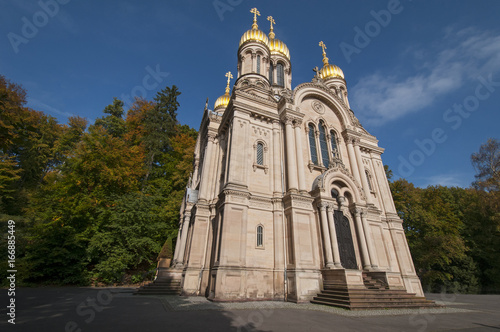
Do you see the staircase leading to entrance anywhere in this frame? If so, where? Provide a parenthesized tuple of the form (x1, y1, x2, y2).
(311, 272, 439, 310)
(134, 276, 181, 295)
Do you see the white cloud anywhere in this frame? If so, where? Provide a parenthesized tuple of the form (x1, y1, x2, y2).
(350, 27, 500, 126)
(416, 173, 471, 188)
(27, 98, 76, 119)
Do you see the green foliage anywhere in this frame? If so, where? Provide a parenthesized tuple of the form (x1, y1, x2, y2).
(159, 236, 174, 259)
(389, 141, 500, 294)
(0, 78, 196, 286)
(87, 193, 170, 283)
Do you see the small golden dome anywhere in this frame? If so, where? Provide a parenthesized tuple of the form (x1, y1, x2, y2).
(320, 64, 344, 80)
(269, 38, 290, 60)
(318, 41, 344, 80)
(214, 93, 230, 110)
(214, 71, 233, 110)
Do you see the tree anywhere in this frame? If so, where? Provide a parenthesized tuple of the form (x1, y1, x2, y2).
(143, 85, 181, 182)
(94, 98, 126, 138)
(471, 138, 499, 191)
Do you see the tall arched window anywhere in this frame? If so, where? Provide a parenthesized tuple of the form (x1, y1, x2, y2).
(256, 55, 261, 74)
(256, 142, 264, 165)
(269, 63, 274, 85)
(257, 225, 263, 247)
(319, 122, 329, 167)
(330, 130, 339, 159)
(277, 63, 284, 87)
(308, 124, 318, 165)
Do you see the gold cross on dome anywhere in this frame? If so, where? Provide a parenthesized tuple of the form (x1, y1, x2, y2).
(319, 41, 327, 55)
(225, 71, 233, 94)
(319, 41, 329, 65)
(225, 71, 233, 84)
(250, 8, 260, 29)
(267, 16, 275, 28)
(267, 16, 276, 39)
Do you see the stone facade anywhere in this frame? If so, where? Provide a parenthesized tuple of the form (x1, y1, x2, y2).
(169, 9, 424, 303)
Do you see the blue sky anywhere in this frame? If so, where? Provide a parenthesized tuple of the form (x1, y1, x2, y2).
(2, 0, 499, 188)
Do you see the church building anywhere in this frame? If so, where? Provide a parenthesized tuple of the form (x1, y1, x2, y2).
(168, 8, 427, 305)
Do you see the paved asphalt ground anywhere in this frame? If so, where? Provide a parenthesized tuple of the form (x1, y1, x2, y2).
(1, 287, 499, 331)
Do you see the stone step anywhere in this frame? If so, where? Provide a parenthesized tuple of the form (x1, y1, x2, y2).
(313, 295, 436, 305)
(311, 299, 438, 310)
(313, 274, 438, 310)
(134, 277, 182, 295)
(317, 292, 423, 300)
(321, 288, 412, 295)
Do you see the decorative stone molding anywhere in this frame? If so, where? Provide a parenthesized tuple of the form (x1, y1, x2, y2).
(312, 166, 366, 201)
(308, 161, 327, 173)
(207, 132, 217, 142)
(312, 101, 325, 114)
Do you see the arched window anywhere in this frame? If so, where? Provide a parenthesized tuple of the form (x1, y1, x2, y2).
(319, 122, 329, 167)
(365, 170, 374, 192)
(256, 142, 264, 165)
(269, 62, 274, 85)
(256, 55, 261, 74)
(277, 63, 284, 87)
(330, 130, 339, 159)
(308, 124, 318, 165)
(331, 189, 339, 199)
(257, 225, 263, 247)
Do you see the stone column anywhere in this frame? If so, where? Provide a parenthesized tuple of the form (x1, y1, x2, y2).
(198, 133, 215, 200)
(353, 208, 371, 269)
(293, 121, 307, 192)
(361, 210, 378, 269)
(354, 141, 373, 204)
(326, 132, 333, 165)
(314, 129, 322, 166)
(173, 216, 183, 264)
(251, 53, 256, 73)
(326, 204, 342, 268)
(319, 202, 334, 268)
(345, 136, 362, 185)
(272, 121, 282, 194)
(192, 158, 200, 185)
(284, 118, 298, 192)
(207, 137, 219, 201)
(177, 212, 191, 266)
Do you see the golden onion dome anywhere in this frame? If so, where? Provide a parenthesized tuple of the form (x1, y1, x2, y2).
(269, 38, 290, 60)
(214, 93, 230, 110)
(320, 63, 344, 80)
(266, 16, 290, 60)
(239, 8, 269, 48)
(318, 41, 345, 80)
(214, 71, 233, 110)
(239, 28, 269, 48)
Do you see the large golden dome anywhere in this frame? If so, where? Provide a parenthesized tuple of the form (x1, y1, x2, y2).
(239, 8, 269, 48)
(267, 15, 290, 60)
(214, 71, 233, 110)
(239, 28, 269, 48)
(318, 41, 344, 80)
